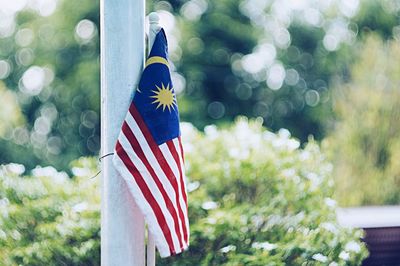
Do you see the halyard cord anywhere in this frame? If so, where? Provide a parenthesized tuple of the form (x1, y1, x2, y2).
(88, 152, 115, 179)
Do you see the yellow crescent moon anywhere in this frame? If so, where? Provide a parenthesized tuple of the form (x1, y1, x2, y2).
(145, 56, 169, 68)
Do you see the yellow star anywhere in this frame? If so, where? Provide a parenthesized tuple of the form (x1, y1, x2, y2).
(150, 83, 176, 112)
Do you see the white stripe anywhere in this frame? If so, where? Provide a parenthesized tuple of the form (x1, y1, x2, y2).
(124, 111, 189, 248)
(118, 132, 182, 253)
(173, 138, 188, 204)
(159, 142, 187, 244)
(173, 138, 190, 243)
(125, 113, 180, 212)
(159, 143, 180, 189)
(167, 140, 188, 220)
(125, 112, 188, 248)
(112, 153, 171, 257)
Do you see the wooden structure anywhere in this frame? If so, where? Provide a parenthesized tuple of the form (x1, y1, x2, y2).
(337, 206, 400, 265)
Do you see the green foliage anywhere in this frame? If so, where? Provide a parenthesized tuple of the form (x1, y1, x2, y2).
(354, 1, 400, 39)
(0, 81, 25, 137)
(2, 0, 400, 170)
(161, 119, 367, 265)
(0, 120, 367, 265)
(325, 36, 400, 206)
(0, 158, 100, 265)
(0, 0, 100, 170)
(163, 0, 399, 142)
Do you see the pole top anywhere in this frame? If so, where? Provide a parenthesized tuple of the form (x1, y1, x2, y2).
(148, 12, 160, 25)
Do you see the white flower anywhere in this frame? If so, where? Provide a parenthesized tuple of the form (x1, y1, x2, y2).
(220, 245, 236, 253)
(345, 240, 361, 253)
(72, 202, 88, 213)
(324, 197, 337, 208)
(278, 128, 291, 139)
(204, 125, 219, 139)
(10, 230, 21, 241)
(180, 122, 196, 136)
(5, 163, 25, 175)
(312, 253, 328, 263)
(187, 181, 200, 192)
(320, 222, 338, 234)
(306, 172, 322, 190)
(281, 168, 296, 178)
(201, 201, 218, 210)
(0, 198, 10, 218)
(252, 241, 277, 251)
(251, 215, 264, 228)
(228, 147, 240, 159)
(0, 229, 6, 239)
(299, 150, 311, 161)
(71, 167, 92, 177)
(287, 139, 300, 150)
(32, 166, 68, 183)
(339, 251, 350, 261)
(0, 198, 9, 207)
(206, 218, 216, 224)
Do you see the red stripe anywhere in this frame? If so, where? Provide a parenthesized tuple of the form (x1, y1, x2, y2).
(178, 136, 185, 164)
(129, 104, 172, 177)
(177, 137, 188, 204)
(166, 140, 188, 243)
(121, 121, 184, 248)
(129, 104, 188, 248)
(115, 141, 176, 255)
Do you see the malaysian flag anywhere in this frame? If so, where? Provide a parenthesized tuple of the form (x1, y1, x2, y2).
(113, 29, 189, 257)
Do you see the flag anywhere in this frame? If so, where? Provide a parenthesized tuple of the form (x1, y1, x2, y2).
(112, 29, 189, 257)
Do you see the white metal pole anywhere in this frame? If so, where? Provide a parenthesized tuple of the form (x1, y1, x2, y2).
(148, 12, 161, 50)
(100, 0, 146, 265)
(146, 12, 160, 266)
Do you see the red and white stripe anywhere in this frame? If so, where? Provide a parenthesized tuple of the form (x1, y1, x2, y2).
(113, 104, 189, 258)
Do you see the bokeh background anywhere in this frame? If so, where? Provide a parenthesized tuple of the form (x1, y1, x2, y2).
(1, 0, 400, 264)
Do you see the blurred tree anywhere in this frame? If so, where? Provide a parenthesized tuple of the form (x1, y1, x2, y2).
(1, 0, 400, 170)
(153, 0, 400, 141)
(325, 35, 400, 206)
(354, 0, 400, 39)
(0, 0, 100, 170)
(155, 0, 361, 141)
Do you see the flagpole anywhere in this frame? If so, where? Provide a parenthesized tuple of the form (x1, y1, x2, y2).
(146, 12, 160, 266)
(100, 0, 146, 265)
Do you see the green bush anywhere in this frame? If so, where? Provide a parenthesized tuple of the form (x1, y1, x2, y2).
(0, 119, 367, 265)
(325, 36, 400, 206)
(164, 118, 367, 265)
(0, 158, 100, 265)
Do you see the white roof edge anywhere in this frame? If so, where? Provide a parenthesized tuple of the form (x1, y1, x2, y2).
(337, 206, 400, 228)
